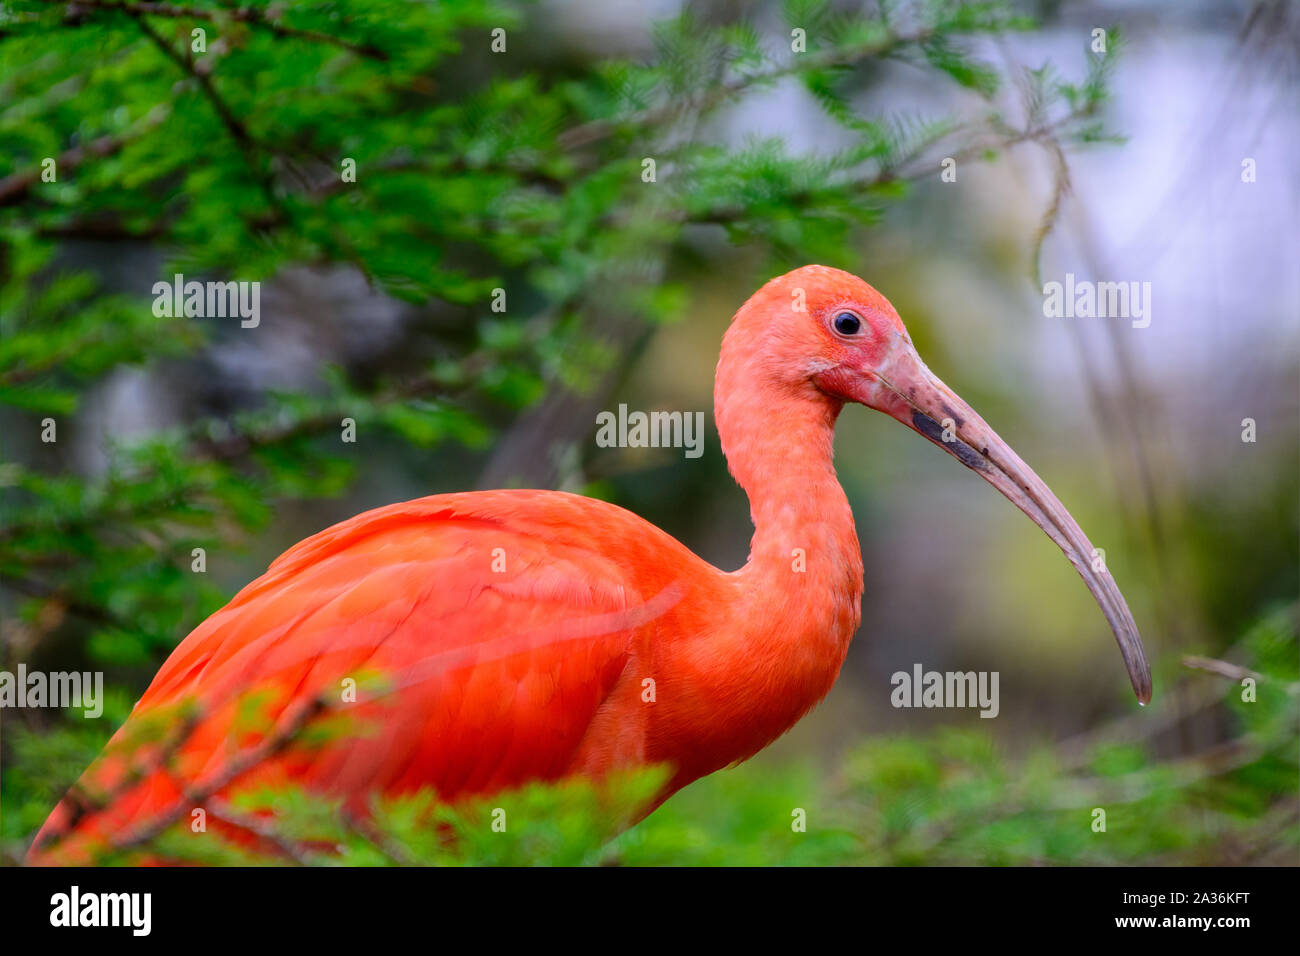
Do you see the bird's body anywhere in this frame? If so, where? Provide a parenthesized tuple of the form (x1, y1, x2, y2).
(29, 265, 1148, 864)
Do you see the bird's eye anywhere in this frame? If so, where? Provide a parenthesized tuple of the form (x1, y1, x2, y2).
(833, 311, 862, 336)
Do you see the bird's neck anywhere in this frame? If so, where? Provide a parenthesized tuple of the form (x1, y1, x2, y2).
(672, 362, 862, 777)
(714, 360, 864, 647)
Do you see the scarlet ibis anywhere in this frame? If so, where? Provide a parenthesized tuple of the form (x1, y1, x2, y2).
(29, 265, 1151, 864)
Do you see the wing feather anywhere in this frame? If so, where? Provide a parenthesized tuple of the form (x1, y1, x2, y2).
(31, 491, 673, 862)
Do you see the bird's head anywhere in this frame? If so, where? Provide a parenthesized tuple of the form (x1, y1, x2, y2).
(720, 264, 1152, 703)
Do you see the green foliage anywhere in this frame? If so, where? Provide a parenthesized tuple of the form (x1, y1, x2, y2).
(16, 607, 1293, 866)
(841, 610, 1298, 866)
(85, 766, 670, 866)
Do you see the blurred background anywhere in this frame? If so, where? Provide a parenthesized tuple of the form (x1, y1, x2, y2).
(1, 0, 1296, 864)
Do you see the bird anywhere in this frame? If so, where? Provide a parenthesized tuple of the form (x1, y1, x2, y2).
(28, 264, 1151, 864)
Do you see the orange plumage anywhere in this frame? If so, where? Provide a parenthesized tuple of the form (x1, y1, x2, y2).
(29, 266, 1149, 864)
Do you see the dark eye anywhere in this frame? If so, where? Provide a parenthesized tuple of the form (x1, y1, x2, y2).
(833, 311, 861, 336)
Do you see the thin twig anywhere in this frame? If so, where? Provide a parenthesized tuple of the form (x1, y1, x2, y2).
(28, 704, 203, 853)
(204, 796, 318, 865)
(558, 26, 941, 150)
(104, 692, 330, 856)
(0, 105, 170, 207)
(340, 809, 414, 866)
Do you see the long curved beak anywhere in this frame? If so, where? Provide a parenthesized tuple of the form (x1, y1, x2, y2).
(864, 341, 1152, 704)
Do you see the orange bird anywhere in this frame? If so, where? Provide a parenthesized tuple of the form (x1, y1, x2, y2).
(29, 265, 1151, 863)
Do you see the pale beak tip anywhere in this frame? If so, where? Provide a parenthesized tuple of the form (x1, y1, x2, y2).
(1132, 670, 1153, 706)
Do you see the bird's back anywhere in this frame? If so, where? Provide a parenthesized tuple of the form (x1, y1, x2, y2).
(29, 490, 706, 863)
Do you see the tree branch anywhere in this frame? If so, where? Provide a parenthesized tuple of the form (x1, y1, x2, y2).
(101, 691, 331, 858)
(558, 25, 940, 150)
(0, 105, 169, 208)
(33, 0, 389, 60)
